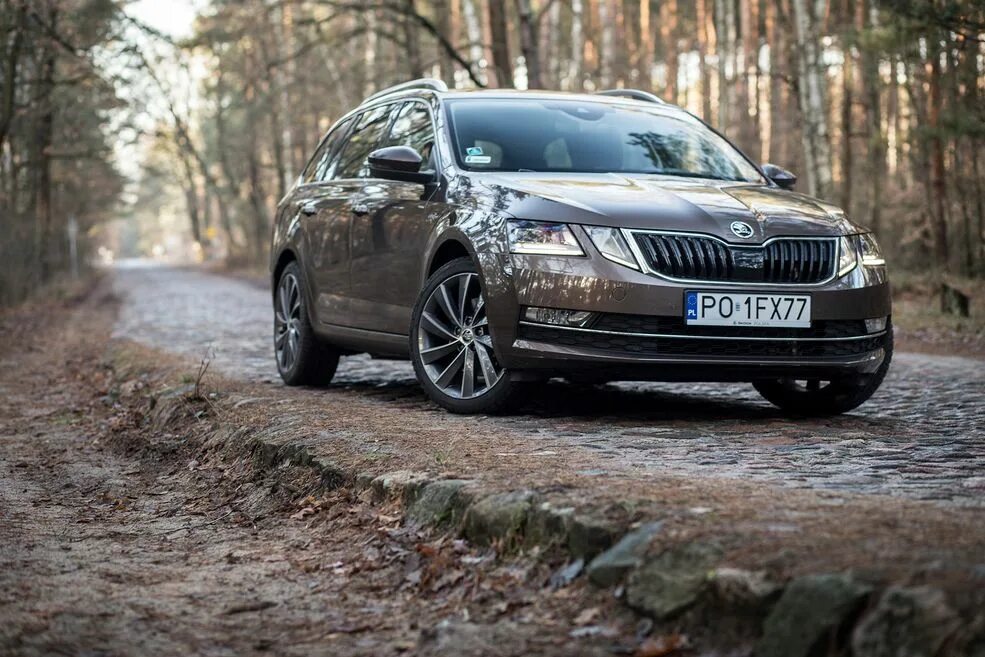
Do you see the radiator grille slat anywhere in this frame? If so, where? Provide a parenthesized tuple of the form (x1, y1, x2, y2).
(633, 233, 836, 284)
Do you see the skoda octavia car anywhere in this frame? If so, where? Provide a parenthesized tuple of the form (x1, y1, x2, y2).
(270, 79, 891, 415)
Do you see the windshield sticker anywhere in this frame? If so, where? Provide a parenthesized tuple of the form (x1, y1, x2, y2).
(465, 154, 492, 164)
(466, 146, 483, 156)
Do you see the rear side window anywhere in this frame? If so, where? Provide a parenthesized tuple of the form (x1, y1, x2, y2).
(333, 105, 393, 179)
(301, 117, 352, 184)
(386, 102, 436, 167)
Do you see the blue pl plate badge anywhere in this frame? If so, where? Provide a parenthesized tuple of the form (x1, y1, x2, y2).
(685, 292, 698, 321)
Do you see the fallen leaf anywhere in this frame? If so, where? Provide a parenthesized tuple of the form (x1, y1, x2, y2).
(548, 558, 584, 588)
(574, 606, 600, 626)
(290, 507, 316, 520)
(634, 633, 688, 657)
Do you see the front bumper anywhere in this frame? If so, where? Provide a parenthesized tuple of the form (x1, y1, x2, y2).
(477, 245, 892, 381)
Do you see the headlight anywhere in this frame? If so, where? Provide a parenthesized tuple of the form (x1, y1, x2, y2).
(858, 233, 886, 267)
(838, 236, 858, 277)
(585, 226, 639, 270)
(507, 220, 583, 256)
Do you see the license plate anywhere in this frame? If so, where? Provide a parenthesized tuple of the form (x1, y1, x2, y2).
(685, 291, 811, 328)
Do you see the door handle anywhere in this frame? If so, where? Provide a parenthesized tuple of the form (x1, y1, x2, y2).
(351, 202, 370, 216)
(299, 202, 317, 216)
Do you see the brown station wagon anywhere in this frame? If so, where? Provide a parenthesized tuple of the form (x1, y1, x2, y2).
(270, 79, 892, 415)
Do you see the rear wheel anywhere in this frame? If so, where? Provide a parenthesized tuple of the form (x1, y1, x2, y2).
(274, 261, 339, 386)
(410, 257, 517, 413)
(753, 327, 893, 416)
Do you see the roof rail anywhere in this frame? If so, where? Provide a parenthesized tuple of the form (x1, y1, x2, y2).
(364, 78, 449, 103)
(595, 89, 666, 104)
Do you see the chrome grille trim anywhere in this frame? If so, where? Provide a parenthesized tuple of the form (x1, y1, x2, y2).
(623, 229, 840, 286)
(517, 321, 885, 342)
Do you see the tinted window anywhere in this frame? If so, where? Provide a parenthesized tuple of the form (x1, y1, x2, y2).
(301, 118, 352, 184)
(446, 99, 764, 183)
(333, 105, 393, 179)
(386, 102, 436, 167)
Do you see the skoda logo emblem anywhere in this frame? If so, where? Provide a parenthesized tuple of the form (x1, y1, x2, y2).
(730, 221, 754, 239)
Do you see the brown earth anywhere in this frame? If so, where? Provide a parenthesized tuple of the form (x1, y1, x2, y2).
(0, 282, 640, 657)
(1, 277, 984, 657)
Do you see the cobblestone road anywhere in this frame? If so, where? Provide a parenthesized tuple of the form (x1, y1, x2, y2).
(113, 262, 985, 507)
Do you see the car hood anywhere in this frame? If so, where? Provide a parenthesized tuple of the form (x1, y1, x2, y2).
(468, 172, 856, 242)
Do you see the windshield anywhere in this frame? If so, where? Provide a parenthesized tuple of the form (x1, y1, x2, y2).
(446, 98, 764, 183)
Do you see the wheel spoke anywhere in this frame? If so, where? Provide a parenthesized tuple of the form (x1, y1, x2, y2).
(473, 291, 485, 318)
(275, 329, 288, 347)
(472, 314, 488, 328)
(461, 347, 475, 397)
(474, 341, 498, 387)
(279, 282, 292, 323)
(458, 273, 473, 322)
(435, 348, 466, 388)
(421, 311, 458, 341)
(436, 283, 462, 327)
(420, 340, 461, 364)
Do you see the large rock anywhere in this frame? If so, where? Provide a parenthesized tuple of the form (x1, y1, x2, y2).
(709, 567, 782, 613)
(419, 620, 525, 657)
(567, 514, 620, 559)
(586, 521, 663, 587)
(523, 501, 575, 550)
(757, 573, 871, 657)
(625, 542, 722, 619)
(407, 479, 472, 527)
(462, 490, 535, 546)
(370, 470, 431, 504)
(852, 586, 961, 657)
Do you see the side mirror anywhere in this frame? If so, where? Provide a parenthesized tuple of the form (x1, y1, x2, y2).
(761, 163, 797, 190)
(368, 146, 435, 184)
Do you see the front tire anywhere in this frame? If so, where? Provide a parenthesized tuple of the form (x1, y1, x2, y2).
(410, 257, 517, 414)
(274, 261, 339, 386)
(753, 326, 893, 416)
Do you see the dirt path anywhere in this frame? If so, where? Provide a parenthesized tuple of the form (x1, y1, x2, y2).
(0, 286, 628, 657)
(112, 262, 985, 506)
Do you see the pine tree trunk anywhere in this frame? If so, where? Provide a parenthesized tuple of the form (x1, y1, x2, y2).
(696, 0, 714, 122)
(516, 0, 541, 89)
(598, 0, 615, 88)
(461, 0, 485, 85)
(639, 0, 652, 89)
(568, 0, 584, 90)
(928, 45, 948, 269)
(658, 0, 678, 101)
(791, 0, 833, 199)
(35, 9, 57, 282)
(487, 0, 513, 87)
(860, 1, 883, 235)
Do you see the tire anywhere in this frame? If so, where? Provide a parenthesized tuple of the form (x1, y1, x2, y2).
(753, 325, 894, 417)
(410, 257, 518, 414)
(273, 261, 340, 386)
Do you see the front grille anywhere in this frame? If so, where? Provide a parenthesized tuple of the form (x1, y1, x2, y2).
(632, 233, 837, 284)
(518, 324, 885, 360)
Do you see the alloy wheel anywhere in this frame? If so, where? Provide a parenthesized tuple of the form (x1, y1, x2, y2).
(274, 272, 302, 372)
(417, 272, 503, 400)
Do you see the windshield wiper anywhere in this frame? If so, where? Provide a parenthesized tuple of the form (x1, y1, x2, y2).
(643, 170, 747, 182)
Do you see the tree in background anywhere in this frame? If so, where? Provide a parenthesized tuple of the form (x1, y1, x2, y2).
(0, 0, 125, 304)
(3, 0, 984, 307)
